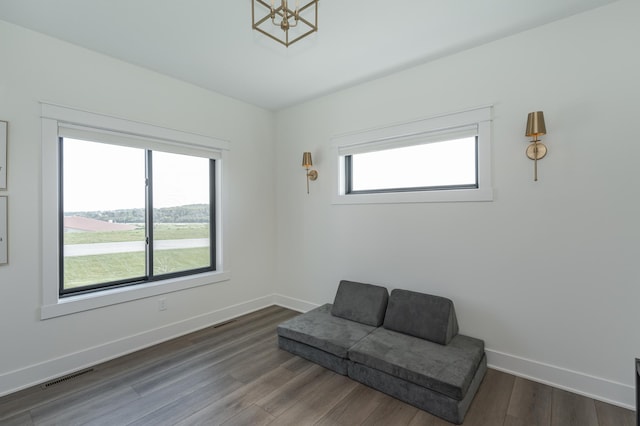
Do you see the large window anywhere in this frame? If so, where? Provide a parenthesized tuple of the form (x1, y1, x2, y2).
(332, 106, 493, 204)
(41, 103, 229, 319)
(61, 138, 215, 295)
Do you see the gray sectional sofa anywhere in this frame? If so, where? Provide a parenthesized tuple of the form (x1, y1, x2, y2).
(277, 280, 487, 424)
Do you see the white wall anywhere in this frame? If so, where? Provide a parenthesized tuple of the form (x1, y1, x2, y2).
(275, 0, 640, 408)
(0, 20, 277, 395)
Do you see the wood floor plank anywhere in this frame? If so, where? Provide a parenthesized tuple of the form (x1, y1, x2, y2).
(229, 341, 294, 384)
(103, 307, 295, 393)
(254, 363, 334, 417)
(130, 330, 275, 396)
(0, 411, 34, 426)
(31, 384, 139, 426)
(594, 399, 635, 426)
(407, 409, 453, 426)
(504, 377, 552, 426)
(220, 404, 276, 426)
(126, 374, 245, 426)
(84, 374, 241, 426)
(173, 366, 298, 426)
(126, 310, 292, 393)
(280, 354, 314, 374)
(461, 368, 515, 426)
(186, 305, 288, 345)
(315, 383, 390, 426)
(551, 388, 599, 426)
(268, 372, 358, 425)
(361, 396, 420, 426)
(0, 366, 112, 421)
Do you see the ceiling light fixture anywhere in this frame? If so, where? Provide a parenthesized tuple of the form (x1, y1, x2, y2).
(252, 0, 319, 47)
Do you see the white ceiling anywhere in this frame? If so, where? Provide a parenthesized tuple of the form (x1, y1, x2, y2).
(0, 0, 617, 110)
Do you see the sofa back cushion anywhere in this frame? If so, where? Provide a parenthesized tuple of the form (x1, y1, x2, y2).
(383, 289, 459, 345)
(331, 280, 389, 327)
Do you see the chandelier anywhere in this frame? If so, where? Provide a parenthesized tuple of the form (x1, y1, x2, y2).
(252, 0, 319, 47)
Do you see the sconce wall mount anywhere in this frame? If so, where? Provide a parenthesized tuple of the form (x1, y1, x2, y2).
(302, 151, 318, 194)
(525, 111, 547, 182)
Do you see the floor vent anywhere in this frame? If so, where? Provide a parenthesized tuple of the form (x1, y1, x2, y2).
(41, 368, 94, 389)
(213, 319, 236, 328)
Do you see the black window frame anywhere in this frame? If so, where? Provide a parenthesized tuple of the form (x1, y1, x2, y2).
(58, 137, 216, 297)
(344, 136, 479, 195)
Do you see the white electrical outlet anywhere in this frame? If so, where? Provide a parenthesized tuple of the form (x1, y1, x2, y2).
(158, 298, 167, 311)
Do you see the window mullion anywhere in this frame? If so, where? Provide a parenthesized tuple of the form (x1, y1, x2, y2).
(210, 159, 216, 270)
(146, 150, 153, 279)
(58, 137, 65, 296)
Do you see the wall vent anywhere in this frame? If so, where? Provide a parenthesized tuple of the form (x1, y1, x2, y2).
(41, 368, 94, 389)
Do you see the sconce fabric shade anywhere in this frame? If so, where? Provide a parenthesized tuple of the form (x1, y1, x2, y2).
(301, 151, 317, 194)
(524, 111, 547, 182)
(302, 152, 313, 168)
(525, 111, 546, 137)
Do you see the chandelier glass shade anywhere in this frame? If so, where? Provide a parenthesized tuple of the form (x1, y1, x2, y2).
(252, 0, 319, 47)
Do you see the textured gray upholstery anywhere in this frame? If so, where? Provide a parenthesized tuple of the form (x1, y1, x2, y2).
(278, 336, 350, 375)
(276, 284, 487, 424)
(383, 289, 459, 345)
(348, 327, 484, 400)
(331, 280, 389, 326)
(348, 354, 487, 425)
(276, 304, 376, 358)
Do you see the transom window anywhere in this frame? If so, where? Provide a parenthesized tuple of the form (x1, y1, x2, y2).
(332, 106, 493, 204)
(345, 136, 478, 194)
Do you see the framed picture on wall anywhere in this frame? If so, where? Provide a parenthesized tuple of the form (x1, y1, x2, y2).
(0, 120, 6, 190)
(0, 196, 6, 265)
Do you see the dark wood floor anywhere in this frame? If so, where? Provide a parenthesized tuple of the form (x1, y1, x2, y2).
(0, 306, 634, 425)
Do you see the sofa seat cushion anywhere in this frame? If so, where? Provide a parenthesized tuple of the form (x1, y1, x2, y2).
(277, 304, 377, 358)
(331, 280, 389, 326)
(348, 327, 485, 400)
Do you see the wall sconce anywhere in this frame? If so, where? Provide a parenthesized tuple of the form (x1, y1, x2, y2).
(302, 152, 318, 194)
(525, 111, 547, 181)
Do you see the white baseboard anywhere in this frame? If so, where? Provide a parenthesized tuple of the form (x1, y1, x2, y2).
(272, 293, 320, 313)
(2, 295, 635, 412)
(0, 295, 277, 398)
(486, 349, 635, 410)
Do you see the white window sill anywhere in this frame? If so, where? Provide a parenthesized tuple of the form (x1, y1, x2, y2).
(40, 270, 231, 320)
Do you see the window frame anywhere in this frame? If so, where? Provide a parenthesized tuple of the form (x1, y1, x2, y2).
(344, 136, 479, 194)
(41, 102, 230, 319)
(58, 139, 217, 296)
(331, 106, 493, 204)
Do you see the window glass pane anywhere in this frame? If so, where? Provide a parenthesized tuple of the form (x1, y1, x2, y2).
(349, 137, 477, 192)
(62, 138, 146, 290)
(152, 152, 211, 276)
